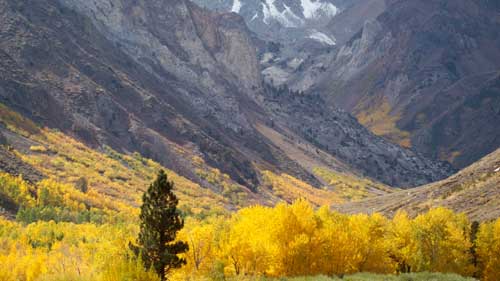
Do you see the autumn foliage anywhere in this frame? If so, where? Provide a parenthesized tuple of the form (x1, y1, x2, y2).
(1, 167, 500, 281)
(174, 201, 499, 280)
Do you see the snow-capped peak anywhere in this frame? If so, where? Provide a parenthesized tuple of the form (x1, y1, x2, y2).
(262, 0, 304, 28)
(230, 0, 338, 29)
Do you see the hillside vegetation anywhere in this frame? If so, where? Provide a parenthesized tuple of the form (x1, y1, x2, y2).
(0, 102, 401, 215)
(1, 197, 500, 281)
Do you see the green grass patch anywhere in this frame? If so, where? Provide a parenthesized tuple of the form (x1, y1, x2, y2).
(227, 272, 476, 281)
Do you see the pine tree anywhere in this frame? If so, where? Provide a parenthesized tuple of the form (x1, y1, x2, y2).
(130, 170, 188, 281)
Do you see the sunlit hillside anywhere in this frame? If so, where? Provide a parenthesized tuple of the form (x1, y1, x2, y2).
(0, 104, 235, 217)
(0, 102, 398, 215)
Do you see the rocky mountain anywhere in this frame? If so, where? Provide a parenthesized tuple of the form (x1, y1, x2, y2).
(294, 0, 500, 169)
(0, 0, 453, 194)
(193, 0, 387, 90)
(0, 0, 292, 191)
(191, 0, 377, 89)
(337, 148, 500, 222)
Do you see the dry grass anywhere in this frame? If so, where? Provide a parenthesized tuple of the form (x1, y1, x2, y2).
(336, 149, 500, 221)
(260, 171, 343, 207)
(312, 167, 393, 201)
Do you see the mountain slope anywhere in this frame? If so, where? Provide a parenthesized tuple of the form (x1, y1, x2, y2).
(336, 148, 500, 222)
(0, 0, 454, 192)
(303, 0, 500, 168)
(325, 0, 385, 46)
(259, 85, 453, 187)
(0, 0, 276, 190)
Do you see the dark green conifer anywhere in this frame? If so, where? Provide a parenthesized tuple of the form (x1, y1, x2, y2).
(130, 170, 188, 281)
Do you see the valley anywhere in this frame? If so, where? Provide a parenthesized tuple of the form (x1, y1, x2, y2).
(0, 0, 499, 280)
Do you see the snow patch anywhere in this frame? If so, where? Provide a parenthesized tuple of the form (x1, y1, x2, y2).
(261, 2, 272, 24)
(231, 0, 242, 13)
(287, 58, 304, 70)
(250, 13, 259, 22)
(262, 0, 304, 28)
(309, 30, 336, 45)
(301, 0, 338, 19)
(262, 66, 290, 87)
(260, 52, 275, 64)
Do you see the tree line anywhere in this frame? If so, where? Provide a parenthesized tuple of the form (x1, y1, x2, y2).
(1, 170, 499, 281)
(173, 199, 500, 281)
(127, 171, 500, 281)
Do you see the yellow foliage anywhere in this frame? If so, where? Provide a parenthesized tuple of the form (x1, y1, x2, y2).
(312, 167, 393, 201)
(476, 218, 500, 281)
(0, 219, 157, 281)
(0, 103, 40, 136)
(355, 97, 411, 148)
(0, 202, 495, 281)
(0, 173, 36, 208)
(170, 203, 484, 280)
(13, 128, 228, 216)
(409, 208, 474, 276)
(261, 171, 342, 206)
(29, 145, 48, 153)
(387, 211, 414, 273)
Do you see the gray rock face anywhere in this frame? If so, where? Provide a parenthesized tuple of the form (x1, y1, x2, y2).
(305, 0, 500, 169)
(0, 0, 270, 189)
(57, 0, 261, 133)
(0, 131, 5, 146)
(0, 128, 44, 184)
(191, 0, 348, 89)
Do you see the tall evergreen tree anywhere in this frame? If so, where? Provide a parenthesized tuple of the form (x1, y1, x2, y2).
(130, 170, 188, 281)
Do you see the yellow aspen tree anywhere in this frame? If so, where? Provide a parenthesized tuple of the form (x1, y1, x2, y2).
(387, 210, 414, 273)
(177, 218, 217, 277)
(221, 206, 273, 276)
(270, 200, 318, 277)
(315, 207, 356, 276)
(476, 218, 500, 281)
(349, 213, 395, 274)
(411, 208, 474, 276)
